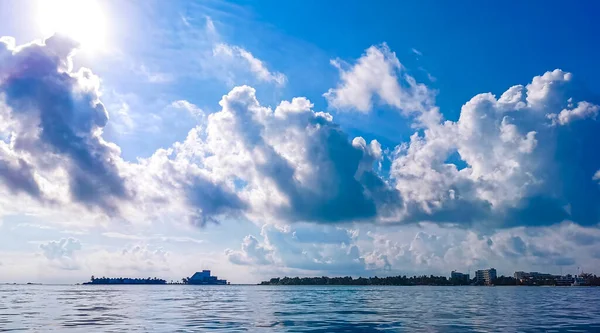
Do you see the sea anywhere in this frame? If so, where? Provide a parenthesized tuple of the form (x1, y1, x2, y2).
(2, 284, 600, 332)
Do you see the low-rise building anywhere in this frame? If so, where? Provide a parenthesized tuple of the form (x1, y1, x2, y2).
(450, 271, 470, 284)
(514, 271, 554, 281)
(514, 271, 560, 285)
(187, 270, 228, 285)
(555, 275, 574, 286)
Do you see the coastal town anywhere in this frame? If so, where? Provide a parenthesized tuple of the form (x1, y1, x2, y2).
(448, 268, 592, 286)
(260, 268, 600, 286)
(77, 268, 599, 287)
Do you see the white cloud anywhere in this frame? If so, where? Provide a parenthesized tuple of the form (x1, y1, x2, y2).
(227, 224, 366, 275)
(205, 16, 217, 36)
(548, 101, 599, 125)
(101, 232, 145, 240)
(594, 170, 600, 183)
(390, 69, 600, 226)
(213, 43, 286, 86)
(85, 244, 170, 276)
(225, 235, 273, 265)
(170, 100, 205, 118)
(525, 69, 572, 109)
(39, 238, 82, 270)
(101, 231, 204, 244)
(411, 48, 422, 56)
(3, 35, 599, 231)
(185, 85, 400, 224)
(224, 222, 600, 277)
(324, 43, 433, 115)
(137, 64, 173, 83)
(108, 102, 135, 133)
(363, 222, 600, 276)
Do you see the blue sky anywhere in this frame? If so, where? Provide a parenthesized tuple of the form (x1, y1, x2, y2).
(1, 0, 600, 284)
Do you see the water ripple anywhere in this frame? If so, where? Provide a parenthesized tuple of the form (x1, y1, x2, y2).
(1, 285, 600, 332)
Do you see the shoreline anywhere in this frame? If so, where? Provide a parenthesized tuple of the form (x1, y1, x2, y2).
(3, 283, 597, 287)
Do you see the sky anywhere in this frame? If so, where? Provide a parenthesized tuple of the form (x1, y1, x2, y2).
(1, 0, 600, 284)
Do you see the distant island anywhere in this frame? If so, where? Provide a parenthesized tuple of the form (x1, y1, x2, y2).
(260, 271, 600, 287)
(84, 276, 166, 285)
(82, 270, 228, 285)
(261, 275, 475, 286)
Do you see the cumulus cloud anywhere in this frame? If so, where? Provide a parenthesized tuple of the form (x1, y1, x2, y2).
(548, 101, 599, 125)
(128, 86, 396, 226)
(227, 222, 600, 277)
(390, 69, 600, 227)
(2, 35, 600, 235)
(0, 143, 42, 198)
(87, 244, 170, 275)
(39, 237, 82, 270)
(322, 49, 596, 228)
(182, 85, 401, 224)
(225, 235, 273, 265)
(0, 35, 129, 214)
(0, 35, 246, 226)
(324, 43, 433, 115)
(213, 43, 286, 86)
(227, 224, 366, 275)
(124, 146, 246, 227)
(363, 222, 600, 275)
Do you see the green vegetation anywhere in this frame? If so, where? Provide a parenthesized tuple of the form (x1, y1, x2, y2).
(85, 276, 166, 285)
(260, 274, 600, 286)
(261, 275, 462, 286)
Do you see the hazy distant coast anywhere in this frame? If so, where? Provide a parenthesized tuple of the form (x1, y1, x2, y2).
(260, 274, 600, 286)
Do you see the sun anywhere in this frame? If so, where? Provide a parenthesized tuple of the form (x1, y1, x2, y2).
(37, 0, 107, 51)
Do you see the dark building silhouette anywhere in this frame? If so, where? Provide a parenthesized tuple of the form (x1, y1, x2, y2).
(184, 270, 228, 285)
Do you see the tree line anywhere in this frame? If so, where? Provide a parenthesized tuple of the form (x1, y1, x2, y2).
(260, 275, 467, 286)
(86, 276, 167, 284)
(260, 274, 600, 286)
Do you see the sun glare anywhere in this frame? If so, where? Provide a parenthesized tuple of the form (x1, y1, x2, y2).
(37, 0, 107, 51)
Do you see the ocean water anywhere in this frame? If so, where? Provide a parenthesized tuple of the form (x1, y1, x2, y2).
(1, 285, 600, 332)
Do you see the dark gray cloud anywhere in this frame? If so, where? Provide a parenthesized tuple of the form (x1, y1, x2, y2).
(0, 148, 42, 198)
(271, 122, 379, 223)
(0, 34, 128, 213)
(186, 175, 247, 227)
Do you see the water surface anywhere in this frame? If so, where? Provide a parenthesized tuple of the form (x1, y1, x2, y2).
(1, 285, 599, 332)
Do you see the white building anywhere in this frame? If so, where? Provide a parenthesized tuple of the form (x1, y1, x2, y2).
(475, 268, 497, 285)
